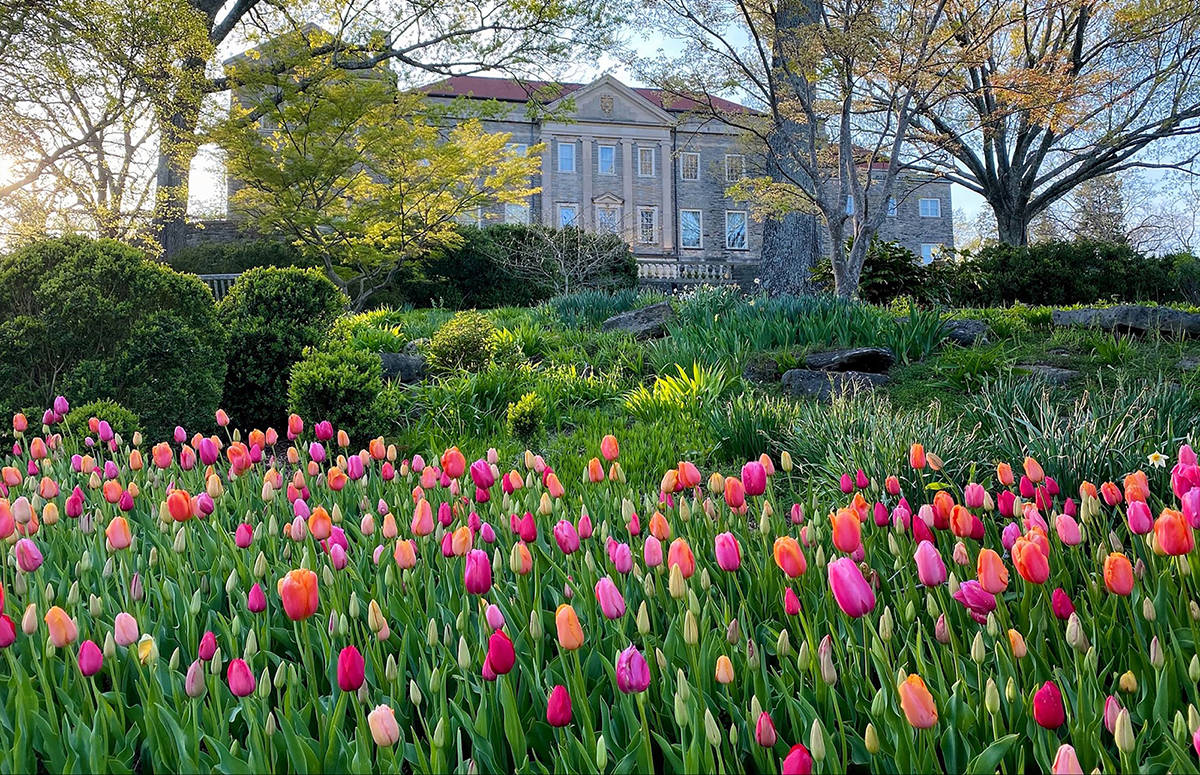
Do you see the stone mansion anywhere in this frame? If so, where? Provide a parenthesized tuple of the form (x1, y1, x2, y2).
(422, 74, 955, 271)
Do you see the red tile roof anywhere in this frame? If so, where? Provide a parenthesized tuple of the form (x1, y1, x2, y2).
(420, 75, 755, 115)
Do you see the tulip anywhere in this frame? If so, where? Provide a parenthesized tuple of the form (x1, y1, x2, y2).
(742, 462, 767, 496)
(773, 536, 807, 578)
(1012, 536, 1049, 584)
(277, 568, 319, 620)
(463, 549, 492, 595)
(547, 685, 572, 727)
(247, 584, 267, 614)
(1127, 501, 1153, 534)
(952, 580, 997, 623)
(1104, 552, 1134, 596)
(782, 743, 814, 775)
(829, 507, 862, 553)
(976, 548, 1009, 594)
(0, 615, 14, 648)
(44, 606, 78, 648)
(337, 646, 365, 692)
(1051, 587, 1075, 619)
(601, 434, 619, 461)
(827, 558, 876, 618)
(724, 477, 745, 509)
(755, 712, 777, 747)
(227, 659, 256, 697)
(114, 612, 139, 648)
(1033, 681, 1065, 729)
(1051, 744, 1084, 775)
(839, 473, 853, 494)
(784, 588, 801, 616)
(553, 520, 580, 555)
(1155, 508, 1194, 555)
(594, 577, 626, 619)
(185, 660, 206, 698)
(714, 654, 734, 684)
(485, 630, 515, 676)
(897, 673, 938, 728)
(1104, 695, 1122, 733)
(15, 538, 43, 573)
(643, 536, 663, 568)
(667, 538, 695, 578)
(78, 640, 103, 676)
(555, 604, 583, 650)
(1007, 629, 1027, 658)
(714, 532, 741, 572)
(909, 444, 927, 470)
(198, 630, 218, 661)
(914, 541, 947, 586)
(368, 705, 401, 747)
(616, 645, 650, 693)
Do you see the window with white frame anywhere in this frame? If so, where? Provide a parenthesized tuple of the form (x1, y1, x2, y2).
(638, 147, 655, 177)
(680, 152, 700, 181)
(919, 198, 941, 218)
(637, 207, 658, 245)
(558, 204, 579, 227)
(725, 211, 747, 250)
(504, 203, 530, 224)
(558, 142, 575, 173)
(597, 206, 620, 234)
(598, 145, 616, 175)
(887, 197, 898, 217)
(725, 154, 745, 182)
(845, 195, 855, 215)
(920, 243, 941, 263)
(679, 209, 702, 249)
(507, 143, 528, 157)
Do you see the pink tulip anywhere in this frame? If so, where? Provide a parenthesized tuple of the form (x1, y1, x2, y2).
(963, 483, 985, 509)
(78, 640, 103, 676)
(114, 612, 139, 647)
(1127, 501, 1153, 534)
(1055, 514, 1081, 545)
(952, 580, 997, 623)
(227, 658, 256, 697)
(553, 520, 580, 555)
(594, 577, 626, 619)
(235, 523, 253, 548)
(742, 462, 767, 496)
(464, 549, 492, 595)
(827, 557, 876, 618)
(714, 532, 741, 572)
(485, 605, 505, 631)
(643, 536, 663, 568)
(784, 588, 801, 616)
(15, 539, 42, 573)
(755, 712, 777, 747)
(1104, 695, 1122, 733)
(855, 468, 869, 489)
(839, 473, 853, 494)
(914, 541, 947, 586)
(1051, 744, 1083, 775)
(616, 645, 650, 693)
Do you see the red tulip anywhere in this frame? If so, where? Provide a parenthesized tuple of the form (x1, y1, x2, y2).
(1033, 681, 1065, 729)
(546, 685, 572, 727)
(337, 645, 365, 692)
(486, 630, 515, 675)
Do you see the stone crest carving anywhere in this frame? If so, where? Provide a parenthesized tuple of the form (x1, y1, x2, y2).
(600, 94, 614, 115)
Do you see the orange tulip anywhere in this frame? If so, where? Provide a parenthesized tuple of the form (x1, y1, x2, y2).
(106, 516, 132, 550)
(976, 548, 1009, 594)
(308, 506, 332, 541)
(1012, 536, 1049, 584)
(369, 437, 386, 460)
(773, 536, 807, 578)
(600, 434, 619, 462)
(1103, 552, 1134, 596)
(555, 604, 584, 650)
(44, 605, 78, 648)
(649, 512, 671, 542)
(1023, 457, 1044, 484)
(337, 429, 350, 448)
(1123, 472, 1149, 504)
(512, 542, 533, 575)
(677, 461, 702, 489)
(1007, 629, 1027, 659)
(167, 489, 192, 522)
(102, 480, 123, 505)
(128, 450, 143, 471)
(546, 473, 565, 498)
(660, 468, 679, 494)
(249, 429, 265, 450)
(393, 539, 417, 569)
(327, 467, 348, 491)
(997, 462, 1014, 486)
(897, 674, 938, 728)
(451, 525, 472, 556)
(1154, 508, 1194, 556)
(829, 508, 861, 553)
(152, 442, 173, 469)
(412, 499, 434, 536)
(1078, 481, 1098, 500)
(587, 458, 605, 483)
(850, 492, 870, 522)
(277, 568, 319, 620)
(715, 655, 735, 684)
(949, 504, 973, 538)
(909, 443, 927, 470)
(667, 538, 695, 578)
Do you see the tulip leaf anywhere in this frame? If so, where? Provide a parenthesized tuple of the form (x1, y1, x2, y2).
(964, 733, 1019, 775)
(500, 677, 527, 766)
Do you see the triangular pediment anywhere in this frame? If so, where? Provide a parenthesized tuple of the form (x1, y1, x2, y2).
(593, 192, 624, 206)
(546, 74, 675, 126)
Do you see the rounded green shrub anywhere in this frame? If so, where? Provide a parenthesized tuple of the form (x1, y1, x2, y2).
(63, 399, 141, 439)
(505, 391, 545, 442)
(0, 236, 227, 440)
(427, 311, 497, 374)
(165, 239, 316, 275)
(288, 347, 385, 441)
(219, 267, 348, 431)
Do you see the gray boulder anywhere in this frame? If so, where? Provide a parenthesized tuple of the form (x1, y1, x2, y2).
(943, 319, 989, 347)
(601, 301, 676, 339)
(805, 347, 894, 374)
(781, 368, 888, 400)
(380, 347, 426, 383)
(1016, 364, 1079, 385)
(1051, 305, 1200, 337)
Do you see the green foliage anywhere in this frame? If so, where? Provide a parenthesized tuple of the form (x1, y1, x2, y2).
(624, 363, 734, 422)
(506, 391, 546, 442)
(940, 240, 1182, 306)
(165, 239, 315, 275)
(810, 239, 935, 304)
(287, 347, 387, 440)
(63, 399, 141, 439)
(930, 344, 1016, 392)
(427, 311, 499, 374)
(970, 304, 1055, 339)
(0, 236, 227, 439)
(1171, 252, 1200, 305)
(550, 288, 666, 329)
(708, 392, 798, 462)
(1090, 332, 1136, 366)
(218, 267, 348, 431)
(325, 308, 411, 354)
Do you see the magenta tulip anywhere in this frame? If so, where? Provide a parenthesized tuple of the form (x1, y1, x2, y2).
(78, 640, 103, 676)
(594, 577, 626, 620)
(616, 645, 650, 694)
(337, 645, 365, 692)
(547, 684, 572, 727)
(827, 557, 876, 618)
(714, 532, 741, 572)
(913, 541, 947, 586)
(464, 549, 492, 595)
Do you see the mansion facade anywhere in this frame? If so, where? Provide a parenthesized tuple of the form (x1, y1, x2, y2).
(422, 75, 955, 269)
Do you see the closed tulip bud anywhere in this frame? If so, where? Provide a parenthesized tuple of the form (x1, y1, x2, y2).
(863, 722, 879, 754)
(819, 636, 837, 686)
(636, 602, 650, 636)
(1151, 636, 1164, 669)
(1143, 597, 1156, 622)
(798, 640, 810, 671)
(409, 679, 422, 707)
(704, 708, 721, 746)
(21, 603, 38, 636)
(1066, 613, 1089, 653)
(1114, 709, 1135, 752)
(669, 564, 686, 599)
(726, 618, 740, 644)
(980, 678, 1000, 715)
(595, 735, 607, 771)
(971, 632, 985, 664)
(684, 610, 699, 645)
(244, 629, 258, 659)
(1120, 670, 1138, 693)
(777, 629, 791, 657)
(530, 609, 544, 640)
(1191, 655, 1200, 683)
(879, 607, 893, 643)
(810, 719, 826, 761)
(433, 717, 446, 748)
(185, 659, 206, 698)
(1173, 710, 1187, 742)
(274, 661, 288, 689)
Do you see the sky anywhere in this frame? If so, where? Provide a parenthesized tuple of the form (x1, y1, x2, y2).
(188, 27, 987, 226)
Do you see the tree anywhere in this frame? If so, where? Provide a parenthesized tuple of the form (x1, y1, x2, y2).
(908, 0, 1200, 245)
(639, 0, 968, 296)
(217, 60, 540, 310)
(2, 0, 617, 254)
(0, 0, 211, 247)
(488, 226, 637, 295)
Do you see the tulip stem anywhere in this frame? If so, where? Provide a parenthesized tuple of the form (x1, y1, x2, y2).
(636, 693, 654, 773)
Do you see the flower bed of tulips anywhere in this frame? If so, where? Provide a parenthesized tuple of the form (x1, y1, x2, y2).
(3, 398, 1200, 774)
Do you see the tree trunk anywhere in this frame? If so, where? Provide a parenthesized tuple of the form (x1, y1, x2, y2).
(990, 197, 1031, 246)
(153, 55, 207, 257)
(760, 213, 819, 296)
(831, 255, 861, 298)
